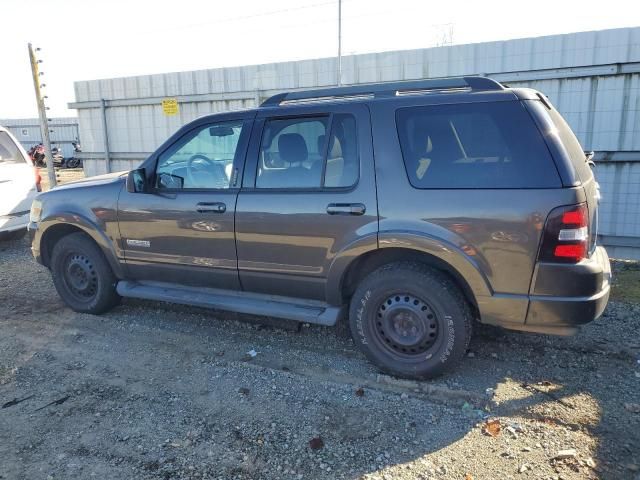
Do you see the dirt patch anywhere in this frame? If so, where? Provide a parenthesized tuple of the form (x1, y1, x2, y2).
(40, 167, 84, 191)
(1, 237, 639, 479)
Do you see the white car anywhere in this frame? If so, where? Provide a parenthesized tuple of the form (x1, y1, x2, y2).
(0, 126, 41, 241)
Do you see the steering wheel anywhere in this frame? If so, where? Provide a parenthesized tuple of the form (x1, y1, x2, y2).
(186, 154, 215, 188)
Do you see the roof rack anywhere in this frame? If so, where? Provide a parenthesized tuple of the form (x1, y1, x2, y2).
(260, 76, 503, 107)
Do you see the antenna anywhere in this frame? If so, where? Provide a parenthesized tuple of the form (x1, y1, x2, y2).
(337, 0, 342, 86)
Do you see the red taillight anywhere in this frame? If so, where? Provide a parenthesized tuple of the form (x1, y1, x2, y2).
(553, 244, 587, 261)
(561, 209, 587, 225)
(34, 167, 42, 192)
(538, 203, 589, 264)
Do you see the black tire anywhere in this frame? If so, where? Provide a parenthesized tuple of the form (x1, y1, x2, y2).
(67, 158, 80, 169)
(50, 232, 120, 314)
(0, 229, 27, 242)
(349, 262, 472, 379)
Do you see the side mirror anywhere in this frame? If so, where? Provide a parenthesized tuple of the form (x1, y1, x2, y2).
(585, 151, 595, 169)
(126, 168, 147, 193)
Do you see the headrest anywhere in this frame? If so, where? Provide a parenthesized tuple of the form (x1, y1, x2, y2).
(278, 133, 308, 163)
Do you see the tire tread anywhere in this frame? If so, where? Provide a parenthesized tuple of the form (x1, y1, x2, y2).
(50, 232, 120, 314)
(349, 261, 472, 379)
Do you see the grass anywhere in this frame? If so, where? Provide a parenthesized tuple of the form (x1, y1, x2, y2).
(610, 261, 640, 303)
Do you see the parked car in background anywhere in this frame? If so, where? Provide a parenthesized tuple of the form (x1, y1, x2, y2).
(28, 77, 610, 378)
(0, 126, 41, 241)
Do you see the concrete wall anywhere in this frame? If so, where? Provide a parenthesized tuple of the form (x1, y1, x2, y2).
(70, 27, 640, 258)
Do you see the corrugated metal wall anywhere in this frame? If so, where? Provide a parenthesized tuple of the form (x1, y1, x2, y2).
(70, 27, 640, 259)
(0, 117, 80, 160)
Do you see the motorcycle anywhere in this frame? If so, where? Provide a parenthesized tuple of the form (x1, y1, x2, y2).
(28, 144, 68, 168)
(65, 141, 82, 169)
(28, 144, 46, 167)
(51, 146, 65, 167)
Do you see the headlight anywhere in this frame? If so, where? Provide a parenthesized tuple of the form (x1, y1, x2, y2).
(30, 199, 43, 223)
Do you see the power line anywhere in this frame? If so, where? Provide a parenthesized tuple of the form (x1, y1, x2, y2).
(137, 0, 346, 34)
(126, 1, 453, 47)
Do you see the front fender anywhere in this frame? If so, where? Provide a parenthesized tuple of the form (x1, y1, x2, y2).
(34, 211, 124, 278)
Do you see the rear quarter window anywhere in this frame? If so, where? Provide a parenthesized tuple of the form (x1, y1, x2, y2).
(396, 101, 561, 189)
(546, 106, 593, 183)
(0, 132, 27, 165)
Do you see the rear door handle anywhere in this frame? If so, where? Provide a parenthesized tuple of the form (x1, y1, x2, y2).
(196, 202, 226, 213)
(326, 203, 366, 215)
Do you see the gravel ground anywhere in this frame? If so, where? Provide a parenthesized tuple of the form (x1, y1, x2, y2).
(0, 236, 638, 480)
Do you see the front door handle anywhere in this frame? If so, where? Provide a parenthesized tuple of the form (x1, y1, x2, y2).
(326, 203, 366, 216)
(196, 202, 226, 213)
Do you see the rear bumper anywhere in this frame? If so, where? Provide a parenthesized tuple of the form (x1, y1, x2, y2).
(479, 246, 611, 335)
(523, 246, 610, 334)
(522, 285, 609, 335)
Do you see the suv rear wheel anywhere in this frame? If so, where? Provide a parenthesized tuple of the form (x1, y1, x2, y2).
(50, 232, 120, 314)
(349, 262, 472, 379)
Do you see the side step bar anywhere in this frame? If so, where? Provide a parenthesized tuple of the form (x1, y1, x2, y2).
(116, 280, 345, 327)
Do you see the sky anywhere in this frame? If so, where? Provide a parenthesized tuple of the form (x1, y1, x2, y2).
(1, 0, 639, 118)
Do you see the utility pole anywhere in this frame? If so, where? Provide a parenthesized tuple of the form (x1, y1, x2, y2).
(28, 43, 56, 188)
(337, 0, 342, 86)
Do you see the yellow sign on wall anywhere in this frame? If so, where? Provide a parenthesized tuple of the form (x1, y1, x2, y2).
(161, 98, 179, 116)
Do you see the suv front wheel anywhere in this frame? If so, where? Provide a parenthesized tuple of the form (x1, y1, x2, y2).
(349, 262, 472, 379)
(50, 232, 120, 314)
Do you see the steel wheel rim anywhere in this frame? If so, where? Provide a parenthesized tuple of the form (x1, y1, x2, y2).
(62, 253, 98, 301)
(373, 293, 440, 358)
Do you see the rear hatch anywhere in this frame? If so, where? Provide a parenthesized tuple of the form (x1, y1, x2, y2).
(544, 107, 600, 254)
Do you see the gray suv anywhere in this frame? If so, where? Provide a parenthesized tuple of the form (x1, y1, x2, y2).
(29, 77, 611, 378)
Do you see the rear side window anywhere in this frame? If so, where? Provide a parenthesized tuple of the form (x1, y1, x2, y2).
(396, 102, 561, 189)
(257, 116, 329, 189)
(0, 132, 26, 165)
(256, 114, 358, 189)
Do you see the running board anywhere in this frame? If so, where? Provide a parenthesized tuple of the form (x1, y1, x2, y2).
(116, 280, 344, 327)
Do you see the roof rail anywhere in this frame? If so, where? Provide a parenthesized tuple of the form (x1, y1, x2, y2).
(260, 76, 503, 107)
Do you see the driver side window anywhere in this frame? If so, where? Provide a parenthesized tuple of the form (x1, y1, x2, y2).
(155, 121, 243, 190)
